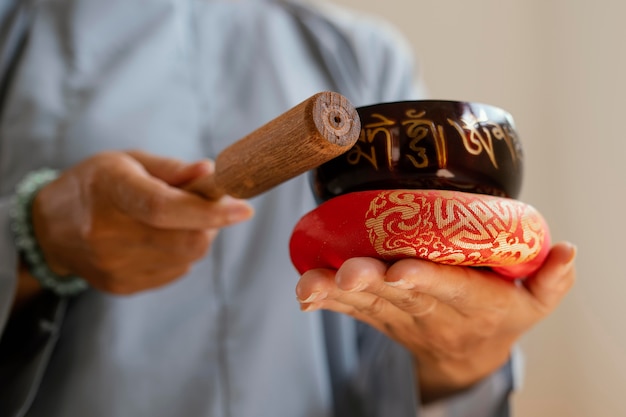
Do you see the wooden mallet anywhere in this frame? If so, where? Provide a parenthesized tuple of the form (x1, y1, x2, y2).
(186, 91, 361, 200)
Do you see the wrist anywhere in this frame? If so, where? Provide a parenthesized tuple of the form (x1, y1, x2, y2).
(416, 351, 509, 404)
(417, 359, 473, 404)
(30, 185, 73, 277)
(10, 169, 87, 297)
(13, 261, 43, 312)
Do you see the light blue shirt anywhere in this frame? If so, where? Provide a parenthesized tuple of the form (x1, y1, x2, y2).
(0, 0, 513, 416)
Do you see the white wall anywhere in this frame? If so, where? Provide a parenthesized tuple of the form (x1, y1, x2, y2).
(332, 1, 626, 416)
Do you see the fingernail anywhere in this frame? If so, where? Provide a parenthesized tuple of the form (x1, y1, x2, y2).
(298, 291, 326, 303)
(301, 302, 321, 312)
(542, 242, 577, 293)
(347, 281, 368, 292)
(226, 201, 254, 223)
(190, 159, 214, 176)
(562, 242, 577, 269)
(199, 159, 215, 174)
(385, 279, 414, 289)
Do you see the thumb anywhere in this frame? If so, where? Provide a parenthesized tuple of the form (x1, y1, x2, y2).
(524, 241, 577, 311)
(125, 149, 214, 187)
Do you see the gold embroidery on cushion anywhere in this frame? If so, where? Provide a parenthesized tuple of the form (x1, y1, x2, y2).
(365, 190, 544, 266)
(365, 191, 461, 259)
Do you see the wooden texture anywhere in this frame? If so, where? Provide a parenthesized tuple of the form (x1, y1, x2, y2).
(188, 92, 361, 200)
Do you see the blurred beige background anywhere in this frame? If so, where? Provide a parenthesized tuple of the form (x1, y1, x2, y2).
(333, 0, 626, 416)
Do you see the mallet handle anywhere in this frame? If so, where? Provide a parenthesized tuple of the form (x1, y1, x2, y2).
(187, 91, 361, 200)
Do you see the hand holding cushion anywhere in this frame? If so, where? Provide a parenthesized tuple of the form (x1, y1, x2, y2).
(295, 242, 576, 402)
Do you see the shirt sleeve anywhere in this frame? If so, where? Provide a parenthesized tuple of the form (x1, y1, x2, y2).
(354, 321, 517, 417)
(0, 5, 70, 413)
(321, 312, 418, 417)
(0, 197, 19, 336)
(0, 195, 69, 417)
(419, 347, 523, 417)
(0, 0, 26, 329)
(322, 311, 516, 417)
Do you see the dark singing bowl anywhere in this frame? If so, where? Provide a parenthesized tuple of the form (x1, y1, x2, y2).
(311, 100, 524, 202)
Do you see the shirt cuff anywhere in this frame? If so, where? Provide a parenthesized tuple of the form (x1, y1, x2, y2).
(419, 346, 523, 417)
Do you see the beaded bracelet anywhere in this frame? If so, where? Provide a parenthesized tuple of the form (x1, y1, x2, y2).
(9, 169, 88, 297)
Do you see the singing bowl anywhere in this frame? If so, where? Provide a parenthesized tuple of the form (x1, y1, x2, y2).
(311, 100, 524, 202)
(291, 100, 550, 279)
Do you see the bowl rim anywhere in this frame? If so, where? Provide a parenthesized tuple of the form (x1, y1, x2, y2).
(356, 99, 515, 119)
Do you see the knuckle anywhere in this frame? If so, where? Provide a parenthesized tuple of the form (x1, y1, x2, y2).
(554, 271, 576, 294)
(474, 313, 504, 336)
(436, 329, 466, 355)
(140, 194, 169, 226)
(411, 296, 438, 317)
(334, 302, 360, 319)
(395, 291, 427, 310)
(362, 296, 387, 316)
(85, 152, 127, 181)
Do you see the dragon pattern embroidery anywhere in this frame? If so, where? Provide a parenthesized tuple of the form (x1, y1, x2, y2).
(365, 190, 545, 266)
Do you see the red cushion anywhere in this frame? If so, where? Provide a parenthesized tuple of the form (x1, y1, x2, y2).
(290, 189, 550, 279)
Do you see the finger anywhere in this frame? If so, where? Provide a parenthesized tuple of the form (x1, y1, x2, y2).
(295, 258, 390, 301)
(295, 268, 411, 332)
(303, 298, 390, 331)
(334, 258, 444, 318)
(379, 258, 516, 314)
(296, 266, 462, 347)
(125, 150, 215, 187)
(523, 241, 576, 312)
(120, 227, 216, 261)
(108, 160, 254, 229)
(295, 268, 335, 303)
(295, 260, 457, 323)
